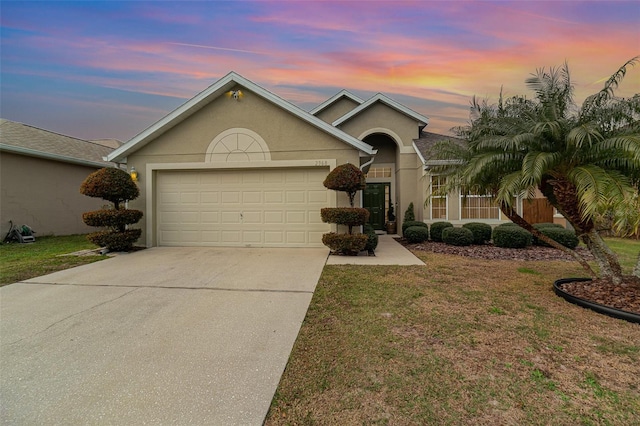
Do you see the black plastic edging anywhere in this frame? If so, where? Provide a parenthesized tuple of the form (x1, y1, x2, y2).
(553, 278, 640, 324)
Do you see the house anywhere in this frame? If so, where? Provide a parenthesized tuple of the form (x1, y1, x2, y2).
(107, 72, 531, 248)
(0, 119, 118, 237)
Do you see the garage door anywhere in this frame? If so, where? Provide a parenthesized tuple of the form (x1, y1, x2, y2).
(157, 168, 331, 247)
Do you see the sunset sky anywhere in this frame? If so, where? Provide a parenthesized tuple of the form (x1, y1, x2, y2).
(1, 1, 639, 141)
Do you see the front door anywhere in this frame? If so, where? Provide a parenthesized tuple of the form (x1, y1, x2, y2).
(363, 183, 390, 230)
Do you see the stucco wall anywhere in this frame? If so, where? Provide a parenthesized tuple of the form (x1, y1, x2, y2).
(0, 152, 107, 237)
(125, 86, 362, 245)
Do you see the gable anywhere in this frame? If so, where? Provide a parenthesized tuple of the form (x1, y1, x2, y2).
(311, 90, 364, 124)
(107, 73, 375, 163)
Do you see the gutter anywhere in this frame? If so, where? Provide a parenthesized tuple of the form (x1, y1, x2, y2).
(0, 144, 115, 168)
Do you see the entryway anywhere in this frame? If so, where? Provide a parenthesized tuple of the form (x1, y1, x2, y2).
(364, 182, 390, 230)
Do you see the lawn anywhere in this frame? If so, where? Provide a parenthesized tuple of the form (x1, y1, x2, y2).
(266, 247, 640, 425)
(0, 234, 106, 285)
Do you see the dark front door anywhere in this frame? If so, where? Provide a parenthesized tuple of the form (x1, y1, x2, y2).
(363, 183, 390, 230)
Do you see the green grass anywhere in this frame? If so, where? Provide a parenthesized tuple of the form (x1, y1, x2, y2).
(266, 247, 640, 425)
(0, 235, 106, 285)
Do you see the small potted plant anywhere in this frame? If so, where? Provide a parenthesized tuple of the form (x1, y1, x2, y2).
(386, 204, 397, 234)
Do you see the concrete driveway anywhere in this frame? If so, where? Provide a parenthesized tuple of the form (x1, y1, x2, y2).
(0, 247, 328, 425)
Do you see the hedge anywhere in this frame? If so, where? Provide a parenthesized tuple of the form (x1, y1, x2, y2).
(534, 227, 579, 249)
(462, 222, 492, 245)
(430, 221, 453, 242)
(404, 226, 429, 243)
(442, 227, 474, 246)
(87, 229, 142, 252)
(492, 226, 532, 248)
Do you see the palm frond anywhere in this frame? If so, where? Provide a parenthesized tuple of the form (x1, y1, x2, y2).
(567, 123, 603, 149)
(581, 56, 639, 119)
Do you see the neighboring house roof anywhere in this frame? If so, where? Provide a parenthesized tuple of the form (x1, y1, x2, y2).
(0, 119, 116, 168)
(309, 90, 364, 116)
(413, 131, 466, 168)
(90, 138, 123, 149)
(332, 93, 430, 129)
(107, 72, 377, 163)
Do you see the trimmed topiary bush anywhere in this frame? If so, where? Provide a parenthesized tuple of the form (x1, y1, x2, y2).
(322, 233, 368, 255)
(534, 227, 579, 249)
(403, 202, 415, 222)
(402, 220, 428, 235)
(442, 227, 474, 246)
(404, 226, 429, 243)
(80, 167, 143, 252)
(323, 163, 366, 206)
(430, 221, 453, 242)
(492, 225, 532, 248)
(462, 222, 492, 245)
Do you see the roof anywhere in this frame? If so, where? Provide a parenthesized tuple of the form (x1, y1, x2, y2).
(412, 131, 467, 168)
(309, 90, 364, 116)
(332, 93, 430, 128)
(107, 72, 376, 163)
(0, 119, 116, 168)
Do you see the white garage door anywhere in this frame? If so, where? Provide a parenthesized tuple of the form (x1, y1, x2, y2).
(157, 168, 331, 247)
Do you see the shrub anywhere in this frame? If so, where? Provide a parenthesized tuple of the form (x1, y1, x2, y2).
(404, 226, 429, 243)
(462, 222, 492, 245)
(430, 221, 453, 242)
(403, 202, 415, 222)
(323, 164, 366, 207)
(533, 222, 564, 230)
(402, 220, 428, 235)
(492, 226, 532, 248)
(80, 167, 139, 209)
(442, 227, 474, 246)
(87, 229, 142, 252)
(534, 227, 579, 249)
(322, 233, 368, 255)
(82, 208, 143, 229)
(321, 208, 370, 228)
(363, 224, 378, 253)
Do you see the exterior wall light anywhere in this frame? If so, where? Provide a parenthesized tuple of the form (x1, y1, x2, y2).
(130, 167, 138, 182)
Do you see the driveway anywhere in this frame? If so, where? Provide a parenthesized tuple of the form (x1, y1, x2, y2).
(0, 247, 328, 425)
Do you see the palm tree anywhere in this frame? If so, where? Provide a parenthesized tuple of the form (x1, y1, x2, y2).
(434, 57, 640, 284)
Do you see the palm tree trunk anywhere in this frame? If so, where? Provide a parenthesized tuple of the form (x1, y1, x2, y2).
(633, 252, 640, 278)
(580, 229, 623, 284)
(499, 203, 596, 278)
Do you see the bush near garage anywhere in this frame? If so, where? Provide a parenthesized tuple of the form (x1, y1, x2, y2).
(462, 222, 492, 245)
(80, 167, 143, 252)
(430, 221, 454, 242)
(442, 227, 474, 246)
(402, 220, 428, 235)
(321, 208, 370, 229)
(492, 224, 533, 248)
(404, 226, 429, 244)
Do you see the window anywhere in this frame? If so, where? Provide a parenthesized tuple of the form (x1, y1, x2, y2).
(366, 167, 392, 178)
(460, 193, 500, 220)
(430, 176, 447, 219)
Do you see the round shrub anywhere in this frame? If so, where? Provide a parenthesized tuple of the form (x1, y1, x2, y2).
(430, 221, 453, 242)
(83, 208, 143, 229)
(534, 227, 579, 249)
(323, 164, 366, 206)
(402, 220, 428, 235)
(442, 227, 474, 246)
(492, 226, 532, 248)
(404, 226, 429, 243)
(80, 167, 139, 209)
(462, 222, 492, 245)
(322, 233, 368, 255)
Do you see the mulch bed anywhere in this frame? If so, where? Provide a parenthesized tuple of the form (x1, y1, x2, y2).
(399, 239, 640, 315)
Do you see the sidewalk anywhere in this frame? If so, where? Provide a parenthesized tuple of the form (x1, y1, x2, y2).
(325, 234, 425, 266)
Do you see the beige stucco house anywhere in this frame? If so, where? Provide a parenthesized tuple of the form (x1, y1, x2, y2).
(0, 119, 118, 237)
(107, 72, 532, 248)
